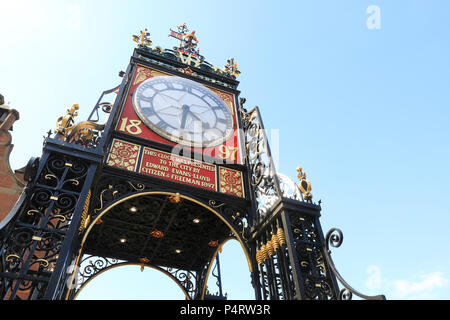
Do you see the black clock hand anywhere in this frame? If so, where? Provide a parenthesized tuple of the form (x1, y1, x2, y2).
(187, 110, 202, 122)
(187, 109, 211, 128)
(180, 105, 190, 129)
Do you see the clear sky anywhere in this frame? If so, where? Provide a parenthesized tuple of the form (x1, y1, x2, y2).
(1, 0, 449, 300)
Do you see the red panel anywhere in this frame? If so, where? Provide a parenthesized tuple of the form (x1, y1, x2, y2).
(139, 146, 217, 192)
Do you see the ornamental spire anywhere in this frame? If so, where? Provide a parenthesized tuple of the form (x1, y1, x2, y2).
(297, 166, 313, 203)
(132, 28, 152, 48)
(169, 23, 201, 58)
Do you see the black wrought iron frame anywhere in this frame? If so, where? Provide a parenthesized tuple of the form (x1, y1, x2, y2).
(0, 43, 385, 301)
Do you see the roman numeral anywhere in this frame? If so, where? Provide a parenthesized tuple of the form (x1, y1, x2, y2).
(139, 95, 153, 103)
(157, 121, 170, 131)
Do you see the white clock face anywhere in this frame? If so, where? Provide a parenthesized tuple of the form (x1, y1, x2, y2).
(133, 76, 234, 147)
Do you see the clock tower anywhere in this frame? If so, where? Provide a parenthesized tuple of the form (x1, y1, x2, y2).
(0, 25, 384, 300)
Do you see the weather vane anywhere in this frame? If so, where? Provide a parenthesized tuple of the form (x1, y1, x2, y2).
(169, 23, 201, 57)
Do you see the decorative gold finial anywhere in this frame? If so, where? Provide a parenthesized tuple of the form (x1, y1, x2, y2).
(224, 58, 241, 77)
(55, 104, 79, 137)
(132, 28, 152, 48)
(297, 166, 313, 203)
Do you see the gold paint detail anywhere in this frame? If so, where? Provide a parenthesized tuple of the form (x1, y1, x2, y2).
(276, 228, 286, 247)
(127, 181, 145, 191)
(54, 215, 67, 222)
(6, 254, 20, 262)
(132, 29, 152, 48)
(297, 166, 313, 202)
(36, 259, 49, 268)
(133, 67, 154, 85)
(65, 163, 73, 167)
(271, 234, 280, 250)
(256, 249, 263, 265)
(139, 257, 150, 272)
(55, 104, 79, 136)
(266, 240, 274, 257)
(50, 196, 59, 201)
(151, 230, 164, 238)
(32, 236, 42, 241)
(106, 138, 141, 172)
(78, 190, 91, 233)
(65, 179, 79, 186)
(208, 240, 219, 247)
(260, 244, 268, 261)
(223, 58, 241, 77)
(168, 193, 181, 203)
(44, 174, 57, 181)
(65, 121, 105, 146)
(218, 167, 244, 198)
(27, 209, 41, 216)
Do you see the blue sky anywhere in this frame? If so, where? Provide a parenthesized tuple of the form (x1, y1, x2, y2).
(1, 0, 449, 300)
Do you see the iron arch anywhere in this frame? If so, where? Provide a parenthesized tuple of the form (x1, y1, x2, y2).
(66, 191, 253, 300)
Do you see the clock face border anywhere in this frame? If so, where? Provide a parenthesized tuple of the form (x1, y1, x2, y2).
(115, 64, 243, 165)
(132, 75, 234, 148)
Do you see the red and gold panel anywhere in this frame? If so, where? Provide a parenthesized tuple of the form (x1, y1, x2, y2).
(218, 167, 245, 198)
(106, 139, 141, 171)
(115, 65, 242, 164)
(106, 138, 245, 198)
(139, 146, 217, 192)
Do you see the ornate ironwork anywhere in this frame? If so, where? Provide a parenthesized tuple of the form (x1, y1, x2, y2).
(53, 103, 106, 149)
(289, 215, 338, 300)
(0, 152, 93, 300)
(323, 228, 386, 300)
(1, 25, 386, 302)
(240, 106, 282, 220)
(66, 255, 200, 300)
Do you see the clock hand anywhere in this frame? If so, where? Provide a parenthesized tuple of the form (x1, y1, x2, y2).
(160, 92, 182, 105)
(180, 105, 190, 129)
(187, 110, 212, 129)
(187, 109, 202, 122)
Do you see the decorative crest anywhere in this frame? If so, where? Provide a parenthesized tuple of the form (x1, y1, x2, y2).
(132, 28, 152, 48)
(297, 166, 313, 203)
(54, 103, 105, 147)
(55, 104, 79, 135)
(224, 58, 241, 77)
(169, 23, 201, 58)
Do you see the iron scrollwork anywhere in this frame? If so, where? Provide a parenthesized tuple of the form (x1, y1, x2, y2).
(324, 228, 386, 300)
(240, 106, 282, 220)
(0, 152, 91, 300)
(67, 255, 199, 300)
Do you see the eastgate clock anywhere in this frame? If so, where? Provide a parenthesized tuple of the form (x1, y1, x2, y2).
(133, 76, 234, 147)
